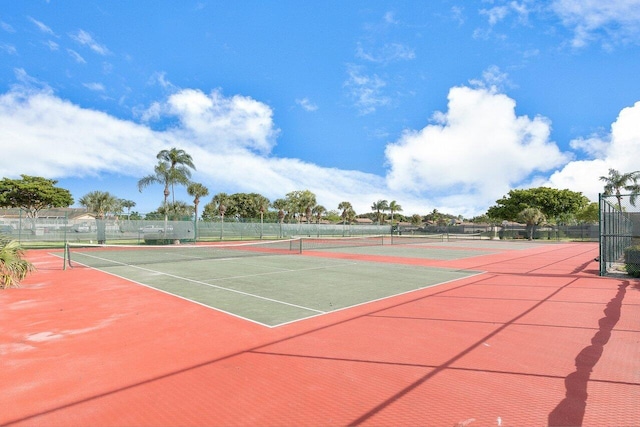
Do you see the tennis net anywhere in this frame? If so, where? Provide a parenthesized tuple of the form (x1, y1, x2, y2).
(299, 235, 385, 251)
(64, 239, 302, 269)
(388, 233, 484, 245)
(64, 235, 387, 269)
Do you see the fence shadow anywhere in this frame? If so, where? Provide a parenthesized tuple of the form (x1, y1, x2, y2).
(548, 282, 628, 426)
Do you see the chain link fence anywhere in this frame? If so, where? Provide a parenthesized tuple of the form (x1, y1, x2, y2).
(0, 212, 390, 246)
(599, 194, 640, 277)
(397, 223, 598, 241)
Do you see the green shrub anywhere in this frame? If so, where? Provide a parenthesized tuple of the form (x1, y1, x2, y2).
(0, 236, 36, 289)
(623, 245, 640, 278)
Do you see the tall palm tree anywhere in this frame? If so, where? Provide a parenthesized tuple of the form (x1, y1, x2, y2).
(285, 190, 316, 224)
(371, 199, 389, 225)
(79, 191, 120, 244)
(256, 196, 270, 239)
(600, 168, 640, 210)
(138, 162, 191, 223)
(187, 183, 209, 241)
(211, 193, 229, 216)
(338, 201, 353, 226)
(312, 205, 327, 224)
(79, 191, 120, 220)
(272, 198, 289, 223)
(139, 148, 196, 223)
(138, 162, 171, 221)
(159, 201, 194, 221)
(187, 183, 209, 221)
(388, 200, 403, 227)
(0, 236, 35, 289)
(119, 199, 136, 220)
(157, 148, 196, 204)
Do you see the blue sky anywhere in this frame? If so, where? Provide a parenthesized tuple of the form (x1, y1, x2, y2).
(1, 1, 640, 217)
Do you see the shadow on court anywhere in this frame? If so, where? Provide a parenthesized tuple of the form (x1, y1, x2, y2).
(548, 282, 628, 426)
(2, 242, 639, 426)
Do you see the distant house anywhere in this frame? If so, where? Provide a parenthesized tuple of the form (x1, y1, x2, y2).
(0, 207, 93, 221)
(0, 208, 95, 234)
(353, 217, 374, 225)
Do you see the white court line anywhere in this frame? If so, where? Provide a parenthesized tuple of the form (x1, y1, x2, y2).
(71, 252, 360, 314)
(69, 251, 486, 328)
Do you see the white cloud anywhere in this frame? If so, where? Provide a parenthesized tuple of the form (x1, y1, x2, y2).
(0, 43, 17, 55)
(83, 82, 105, 92)
(544, 101, 640, 201)
(1, 21, 15, 33)
(44, 40, 59, 51)
(384, 11, 398, 25)
(148, 71, 176, 90)
(344, 65, 390, 115)
(70, 29, 110, 55)
(13, 68, 51, 91)
(481, 6, 510, 25)
(384, 85, 571, 215)
(67, 49, 86, 64)
(1, 75, 637, 218)
(356, 42, 416, 63)
(551, 0, 640, 47)
(0, 89, 158, 179)
(0, 85, 387, 215)
(161, 88, 280, 155)
(568, 133, 609, 158)
(28, 17, 55, 35)
(295, 98, 318, 112)
(468, 65, 514, 92)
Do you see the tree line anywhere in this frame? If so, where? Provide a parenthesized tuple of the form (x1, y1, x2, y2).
(1, 148, 638, 229)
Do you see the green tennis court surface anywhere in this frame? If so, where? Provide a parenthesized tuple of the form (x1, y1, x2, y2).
(66, 242, 482, 327)
(308, 240, 541, 259)
(310, 244, 496, 260)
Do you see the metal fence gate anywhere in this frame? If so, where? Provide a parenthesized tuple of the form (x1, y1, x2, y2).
(599, 193, 639, 276)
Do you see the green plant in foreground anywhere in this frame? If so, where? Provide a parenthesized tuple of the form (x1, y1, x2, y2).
(624, 245, 640, 278)
(0, 236, 35, 289)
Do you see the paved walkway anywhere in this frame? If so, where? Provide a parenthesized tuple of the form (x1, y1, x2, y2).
(1, 242, 638, 426)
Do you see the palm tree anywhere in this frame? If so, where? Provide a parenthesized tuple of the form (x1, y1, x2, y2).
(79, 191, 120, 244)
(159, 201, 193, 221)
(187, 183, 209, 241)
(0, 236, 35, 289)
(187, 182, 208, 216)
(272, 198, 289, 223)
(312, 205, 326, 224)
(285, 190, 316, 224)
(388, 200, 403, 228)
(157, 148, 196, 204)
(371, 199, 389, 225)
(219, 203, 227, 240)
(79, 191, 120, 219)
(139, 148, 196, 223)
(138, 162, 172, 222)
(256, 196, 270, 239)
(338, 201, 353, 226)
(337, 201, 354, 236)
(600, 168, 640, 210)
(518, 207, 545, 240)
(119, 199, 136, 220)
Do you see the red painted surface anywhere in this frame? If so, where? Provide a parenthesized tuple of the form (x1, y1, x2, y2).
(1, 242, 638, 426)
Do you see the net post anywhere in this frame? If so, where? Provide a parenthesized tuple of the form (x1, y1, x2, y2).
(63, 242, 70, 270)
(299, 238, 303, 254)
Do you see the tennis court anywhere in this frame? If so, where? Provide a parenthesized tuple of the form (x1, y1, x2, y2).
(63, 237, 484, 327)
(2, 238, 639, 426)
